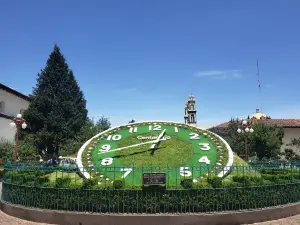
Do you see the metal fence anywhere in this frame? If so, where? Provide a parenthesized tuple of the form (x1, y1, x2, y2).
(2, 181, 300, 213)
(2, 162, 300, 213)
(2, 162, 300, 188)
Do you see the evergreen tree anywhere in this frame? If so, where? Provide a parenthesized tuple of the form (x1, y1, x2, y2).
(23, 45, 87, 154)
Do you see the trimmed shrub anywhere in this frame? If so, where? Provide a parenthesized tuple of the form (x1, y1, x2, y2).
(180, 178, 193, 189)
(56, 177, 72, 188)
(113, 178, 124, 189)
(207, 175, 222, 188)
(232, 175, 261, 185)
(82, 177, 98, 189)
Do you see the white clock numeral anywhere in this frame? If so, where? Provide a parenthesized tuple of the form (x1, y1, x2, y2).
(174, 127, 178, 132)
(120, 168, 133, 178)
(189, 133, 200, 140)
(180, 167, 192, 177)
(199, 143, 210, 151)
(100, 144, 111, 152)
(149, 125, 162, 131)
(101, 158, 113, 166)
(198, 156, 210, 164)
(129, 127, 138, 133)
(107, 134, 122, 141)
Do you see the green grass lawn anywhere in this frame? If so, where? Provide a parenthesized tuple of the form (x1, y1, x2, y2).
(115, 134, 194, 167)
(48, 172, 83, 184)
(224, 153, 261, 182)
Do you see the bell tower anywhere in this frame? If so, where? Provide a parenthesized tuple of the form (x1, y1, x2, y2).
(184, 94, 197, 127)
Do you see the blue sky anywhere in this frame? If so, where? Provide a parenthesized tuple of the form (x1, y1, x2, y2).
(1, 1, 300, 127)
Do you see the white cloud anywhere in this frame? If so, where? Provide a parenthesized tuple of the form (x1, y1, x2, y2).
(194, 70, 242, 79)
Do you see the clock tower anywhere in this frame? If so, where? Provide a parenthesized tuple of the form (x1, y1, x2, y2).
(184, 94, 197, 127)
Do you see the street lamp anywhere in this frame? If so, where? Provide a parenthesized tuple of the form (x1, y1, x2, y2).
(237, 119, 254, 162)
(10, 114, 27, 161)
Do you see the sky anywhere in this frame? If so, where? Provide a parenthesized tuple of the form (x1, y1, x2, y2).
(1, 1, 300, 127)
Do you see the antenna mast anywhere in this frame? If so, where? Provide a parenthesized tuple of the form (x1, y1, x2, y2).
(256, 60, 263, 113)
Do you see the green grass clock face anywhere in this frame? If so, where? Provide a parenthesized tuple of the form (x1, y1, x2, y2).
(78, 121, 230, 185)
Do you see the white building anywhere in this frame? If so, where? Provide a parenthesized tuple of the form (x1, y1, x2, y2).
(0, 83, 30, 142)
(183, 94, 213, 130)
(184, 94, 197, 127)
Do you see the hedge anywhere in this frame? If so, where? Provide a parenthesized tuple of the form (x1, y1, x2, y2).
(4, 167, 300, 189)
(3, 182, 300, 213)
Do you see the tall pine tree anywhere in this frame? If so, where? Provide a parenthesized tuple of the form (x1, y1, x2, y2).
(23, 45, 87, 154)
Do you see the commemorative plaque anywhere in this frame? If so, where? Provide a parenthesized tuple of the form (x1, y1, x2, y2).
(142, 173, 166, 185)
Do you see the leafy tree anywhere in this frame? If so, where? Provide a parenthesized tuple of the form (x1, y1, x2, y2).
(210, 118, 245, 156)
(281, 137, 300, 160)
(249, 123, 284, 159)
(209, 119, 284, 160)
(291, 137, 300, 148)
(281, 149, 300, 160)
(129, 119, 135, 124)
(22, 45, 88, 155)
(59, 116, 111, 156)
(18, 140, 40, 162)
(0, 137, 40, 163)
(94, 116, 111, 133)
(0, 138, 14, 163)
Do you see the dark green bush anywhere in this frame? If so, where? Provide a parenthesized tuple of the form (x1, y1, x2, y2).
(180, 178, 193, 189)
(82, 177, 98, 189)
(37, 175, 50, 185)
(56, 177, 71, 188)
(113, 178, 124, 189)
(262, 174, 280, 183)
(207, 175, 222, 188)
(232, 175, 261, 185)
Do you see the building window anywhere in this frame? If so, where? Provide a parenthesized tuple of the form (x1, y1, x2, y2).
(0, 101, 5, 113)
(190, 104, 194, 110)
(20, 108, 25, 115)
(191, 114, 195, 122)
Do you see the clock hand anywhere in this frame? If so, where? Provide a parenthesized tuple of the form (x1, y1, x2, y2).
(98, 139, 166, 155)
(150, 129, 166, 149)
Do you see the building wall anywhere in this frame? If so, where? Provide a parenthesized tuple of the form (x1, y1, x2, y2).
(0, 117, 16, 142)
(281, 128, 300, 154)
(0, 89, 30, 142)
(0, 89, 29, 116)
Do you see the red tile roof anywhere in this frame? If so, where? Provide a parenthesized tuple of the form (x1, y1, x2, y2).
(214, 119, 300, 128)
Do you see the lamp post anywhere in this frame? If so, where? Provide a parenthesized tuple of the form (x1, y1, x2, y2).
(10, 114, 27, 161)
(237, 119, 254, 162)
